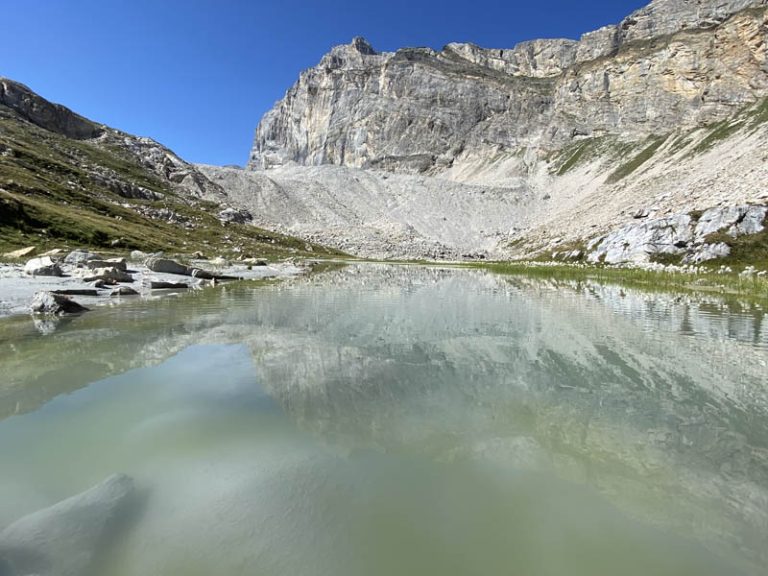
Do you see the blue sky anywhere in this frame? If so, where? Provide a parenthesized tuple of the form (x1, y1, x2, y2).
(1, 0, 646, 166)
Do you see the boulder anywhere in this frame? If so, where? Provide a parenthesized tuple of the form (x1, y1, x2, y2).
(30, 292, 89, 316)
(86, 258, 128, 272)
(83, 267, 133, 283)
(145, 257, 237, 280)
(129, 250, 148, 261)
(111, 286, 139, 297)
(2, 246, 36, 259)
(145, 257, 189, 275)
(218, 207, 253, 225)
(0, 474, 134, 576)
(23, 256, 63, 277)
(64, 249, 102, 265)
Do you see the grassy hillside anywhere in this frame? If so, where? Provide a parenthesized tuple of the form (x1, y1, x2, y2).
(0, 104, 341, 259)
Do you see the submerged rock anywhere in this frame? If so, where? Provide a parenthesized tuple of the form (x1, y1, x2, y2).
(30, 292, 90, 316)
(0, 474, 135, 576)
(23, 257, 63, 277)
(51, 289, 100, 297)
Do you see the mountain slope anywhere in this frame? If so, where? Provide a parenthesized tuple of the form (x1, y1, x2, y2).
(0, 78, 338, 258)
(237, 0, 768, 263)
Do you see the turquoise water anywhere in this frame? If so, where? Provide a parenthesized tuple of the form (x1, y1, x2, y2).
(1, 265, 767, 576)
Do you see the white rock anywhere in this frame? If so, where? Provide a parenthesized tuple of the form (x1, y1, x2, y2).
(23, 256, 63, 277)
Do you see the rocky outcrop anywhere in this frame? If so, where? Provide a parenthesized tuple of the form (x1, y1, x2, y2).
(218, 207, 253, 225)
(617, 0, 767, 44)
(694, 204, 768, 239)
(0, 78, 103, 140)
(587, 204, 767, 264)
(588, 214, 693, 264)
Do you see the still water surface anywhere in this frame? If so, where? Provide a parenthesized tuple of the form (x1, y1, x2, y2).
(1, 264, 767, 576)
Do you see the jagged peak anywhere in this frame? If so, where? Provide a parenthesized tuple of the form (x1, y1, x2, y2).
(350, 36, 377, 55)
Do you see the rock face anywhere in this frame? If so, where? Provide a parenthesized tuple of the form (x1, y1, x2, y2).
(250, 0, 768, 174)
(588, 214, 693, 264)
(0, 474, 135, 576)
(694, 205, 768, 239)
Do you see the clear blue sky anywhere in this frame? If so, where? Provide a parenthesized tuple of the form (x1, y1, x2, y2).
(1, 0, 645, 166)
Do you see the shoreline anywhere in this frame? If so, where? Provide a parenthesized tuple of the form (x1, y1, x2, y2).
(0, 251, 314, 321)
(3, 253, 767, 324)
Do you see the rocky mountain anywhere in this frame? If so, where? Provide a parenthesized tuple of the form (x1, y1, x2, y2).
(0, 78, 336, 258)
(251, 0, 767, 172)
(231, 0, 768, 264)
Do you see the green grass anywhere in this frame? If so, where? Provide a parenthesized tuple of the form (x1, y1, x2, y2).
(0, 107, 344, 260)
(606, 137, 667, 184)
(703, 226, 768, 270)
(747, 97, 768, 129)
(555, 140, 595, 175)
(469, 261, 768, 303)
(667, 134, 693, 155)
(689, 120, 745, 156)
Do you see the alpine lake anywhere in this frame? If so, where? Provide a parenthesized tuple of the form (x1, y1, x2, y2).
(1, 263, 767, 576)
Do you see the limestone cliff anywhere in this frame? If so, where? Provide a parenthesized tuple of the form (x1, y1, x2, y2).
(250, 0, 768, 175)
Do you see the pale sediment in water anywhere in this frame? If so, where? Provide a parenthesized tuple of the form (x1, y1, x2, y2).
(0, 264, 766, 576)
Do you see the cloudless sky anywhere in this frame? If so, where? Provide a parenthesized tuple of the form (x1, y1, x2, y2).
(1, 0, 646, 166)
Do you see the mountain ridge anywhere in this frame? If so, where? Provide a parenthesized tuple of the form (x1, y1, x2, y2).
(250, 0, 768, 174)
(0, 77, 337, 259)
